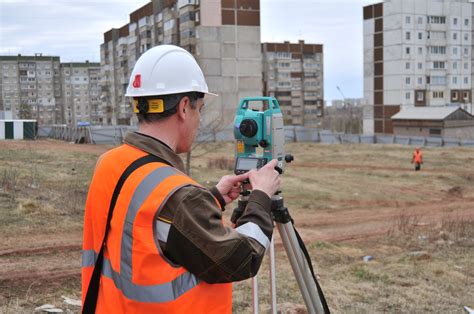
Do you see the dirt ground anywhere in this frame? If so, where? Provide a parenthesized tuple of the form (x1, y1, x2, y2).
(0, 139, 473, 313)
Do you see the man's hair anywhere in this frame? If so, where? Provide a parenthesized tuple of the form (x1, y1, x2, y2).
(136, 92, 204, 123)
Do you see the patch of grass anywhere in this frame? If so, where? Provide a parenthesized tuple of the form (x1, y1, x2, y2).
(1, 140, 473, 313)
(351, 265, 389, 283)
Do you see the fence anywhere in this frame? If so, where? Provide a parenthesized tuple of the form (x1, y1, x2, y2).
(38, 125, 474, 148)
(40, 125, 137, 145)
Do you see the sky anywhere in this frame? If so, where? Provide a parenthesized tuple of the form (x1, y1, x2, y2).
(0, 0, 377, 101)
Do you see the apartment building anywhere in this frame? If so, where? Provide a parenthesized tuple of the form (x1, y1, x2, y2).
(363, 0, 474, 134)
(100, 0, 262, 126)
(0, 55, 102, 126)
(60, 62, 101, 126)
(0, 54, 62, 125)
(262, 40, 324, 126)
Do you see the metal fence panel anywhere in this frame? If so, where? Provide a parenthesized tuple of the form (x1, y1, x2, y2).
(461, 139, 474, 147)
(38, 126, 52, 138)
(408, 136, 426, 146)
(376, 135, 394, 144)
(360, 135, 375, 144)
(394, 136, 410, 145)
(340, 134, 360, 144)
(426, 137, 443, 147)
(40, 124, 474, 148)
(444, 138, 461, 147)
(320, 132, 341, 144)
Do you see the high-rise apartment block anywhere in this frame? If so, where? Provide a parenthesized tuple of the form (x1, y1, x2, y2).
(0, 54, 62, 125)
(60, 62, 101, 125)
(0, 55, 101, 126)
(100, 0, 262, 126)
(363, 0, 474, 134)
(262, 41, 324, 126)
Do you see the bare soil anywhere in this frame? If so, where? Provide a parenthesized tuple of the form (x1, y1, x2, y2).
(0, 140, 473, 313)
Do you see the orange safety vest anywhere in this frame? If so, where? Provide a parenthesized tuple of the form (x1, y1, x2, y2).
(82, 144, 232, 313)
(413, 150, 422, 163)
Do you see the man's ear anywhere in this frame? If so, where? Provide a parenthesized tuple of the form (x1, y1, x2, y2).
(176, 96, 190, 121)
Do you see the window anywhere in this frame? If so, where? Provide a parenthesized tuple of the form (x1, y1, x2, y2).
(429, 129, 442, 135)
(418, 32, 422, 40)
(453, 18, 458, 25)
(432, 91, 444, 98)
(465, 19, 469, 26)
(452, 91, 458, 100)
(453, 33, 457, 40)
(418, 47, 423, 55)
(453, 77, 458, 84)
(453, 62, 458, 69)
(464, 63, 468, 70)
(431, 76, 446, 85)
(406, 16, 411, 24)
(429, 46, 446, 54)
(464, 77, 469, 84)
(464, 48, 469, 55)
(406, 47, 411, 54)
(427, 31, 446, 40)
(418, 62, 423, 70)
(406, 32, 411, 40)
(406, 62, 411, 70)
(276, 52, 291, 58)
(464, 34, 469, 41)
(427, 16, 446, 24)
(405, 92, 411, 100)
(463, 91, 469, 100)
(433, 61, 445, 69)
(405, 77, 411, 85)
(418, 77, 423, 84)
(416, 91, 424, 101)
(277, 62, 290, 68)
(453, 47, 458, 55)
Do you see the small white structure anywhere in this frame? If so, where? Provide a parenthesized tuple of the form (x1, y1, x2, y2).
(0, 119, 37, 140)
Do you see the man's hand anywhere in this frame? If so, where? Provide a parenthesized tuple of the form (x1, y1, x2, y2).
(216, 173, 249, 204)
(248, 159, 281, 198)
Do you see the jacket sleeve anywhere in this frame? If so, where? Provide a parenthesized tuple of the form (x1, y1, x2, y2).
(160, 186, 273, 284)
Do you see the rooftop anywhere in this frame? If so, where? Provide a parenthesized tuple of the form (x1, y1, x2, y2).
(391, 106, 463, 120)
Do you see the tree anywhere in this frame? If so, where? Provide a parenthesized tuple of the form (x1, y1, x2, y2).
(19, 102, 33, 120)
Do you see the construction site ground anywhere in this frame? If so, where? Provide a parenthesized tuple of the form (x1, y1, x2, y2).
(0, 139, 473, 313)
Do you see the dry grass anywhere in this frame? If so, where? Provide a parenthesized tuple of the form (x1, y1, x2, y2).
(0, 140, 473, 313)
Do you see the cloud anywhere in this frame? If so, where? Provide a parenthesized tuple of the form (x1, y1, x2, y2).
(0, 0, 379, 100)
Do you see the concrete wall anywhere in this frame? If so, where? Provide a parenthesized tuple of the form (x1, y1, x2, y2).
(196, 25, 262, 127)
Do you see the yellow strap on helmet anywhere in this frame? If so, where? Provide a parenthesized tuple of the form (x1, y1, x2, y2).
(133, 98, 165, 113)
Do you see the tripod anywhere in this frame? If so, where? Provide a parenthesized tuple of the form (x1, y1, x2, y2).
(232, 195, 330, 314)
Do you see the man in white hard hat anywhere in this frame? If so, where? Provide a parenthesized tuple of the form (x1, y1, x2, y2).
(82, 45, 281, 313)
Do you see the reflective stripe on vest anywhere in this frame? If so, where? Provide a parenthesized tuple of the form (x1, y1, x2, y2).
(83, 165, 201, 303)
(82, 249, 199, 303)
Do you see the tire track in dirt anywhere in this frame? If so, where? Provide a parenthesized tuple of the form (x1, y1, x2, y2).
(0, 269, 80, 287)
(0, 232, 83, 290)
(0, 244, 81, 257)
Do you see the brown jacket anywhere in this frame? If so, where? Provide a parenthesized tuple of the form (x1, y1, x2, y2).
(124, 132, 273, 283)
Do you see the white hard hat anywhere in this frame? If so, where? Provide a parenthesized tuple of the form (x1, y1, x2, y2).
(125, 45, 217, 98)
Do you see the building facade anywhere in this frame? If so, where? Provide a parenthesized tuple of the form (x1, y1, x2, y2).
(363, 0, 474, 134)
(0, 54, 62, 125)
(60, 62, 101, 126)
(0, 55, 102, 126)
(262, 40, 324, 127)
(100, 0, 263, 126)
(391, 106, 474, 138)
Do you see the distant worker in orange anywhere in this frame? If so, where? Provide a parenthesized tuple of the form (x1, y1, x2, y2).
(411, 147, 423, 171)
